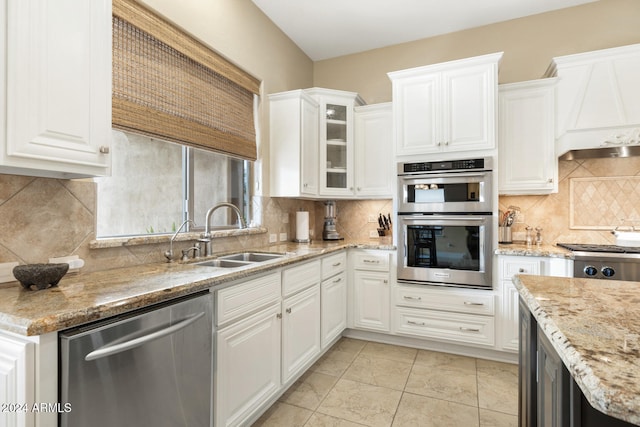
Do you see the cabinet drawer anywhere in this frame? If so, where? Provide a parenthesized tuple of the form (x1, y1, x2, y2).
(394, 306, 495, 346)
(282, 260, 321, 297)
(395, 285, 494, 316)
(321, 252, 346, 280)
(502, 258, 542, 278)
(216, 272, 281, 326)
(352, 250, 390, 271)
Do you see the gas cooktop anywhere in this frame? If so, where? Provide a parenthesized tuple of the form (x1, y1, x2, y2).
(556, 243, 640, 254)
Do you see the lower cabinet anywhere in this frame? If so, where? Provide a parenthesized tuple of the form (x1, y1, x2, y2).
(215, 304, 281, 427)
(321, 271, 347, 348)
(393, 284, 496, 346)
(537, 326, 569, 427)
(282, 284, 321, 384)
(498, 255, 572, 352)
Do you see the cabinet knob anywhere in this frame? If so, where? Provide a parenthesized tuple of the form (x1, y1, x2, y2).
(547, 178, 553, 183)
(276, 313, 282, 319)
(437, 142, 441, 146)
(303, 183, 308, 188)
(383, 279, 388, 284)
(357, 187, 361, 191)
(519, 268, 525, 273)
(286, 308, 292, 314)
(444, 141, 449, 146)
(99, 146, 110, 154)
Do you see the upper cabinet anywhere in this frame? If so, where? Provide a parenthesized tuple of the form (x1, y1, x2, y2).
(354, 103, 393, 198)
(498, 79, 558, 195)
(270, 88, 392, 199)
(306, 88, 364, 197)
(269, 90, 320, 198)
(0, 0, 112, 178)
(388, 52, 503, 157)
(544, 43, 640, 156)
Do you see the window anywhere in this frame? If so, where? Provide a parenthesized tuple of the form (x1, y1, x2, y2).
(95, 130, 250, 238)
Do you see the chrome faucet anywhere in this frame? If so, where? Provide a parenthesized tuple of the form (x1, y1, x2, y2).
(200, 203, 246, 257)
(164, 219, 196, 262)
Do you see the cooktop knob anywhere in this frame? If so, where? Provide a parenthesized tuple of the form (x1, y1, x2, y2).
(601, 266, 615, 278)
(583, 265, 598, 276)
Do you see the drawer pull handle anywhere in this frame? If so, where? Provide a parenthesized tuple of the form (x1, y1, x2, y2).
(463, 301, 484, 306)
(286, 308, 292, 314)
(332, 262, 342, 267)
(403, 296, 422, 301)
(363, 259, 380, 264)
(408, 320, 426, 326)
(459, 327, 480, 332)
(333, 278, 342, 284)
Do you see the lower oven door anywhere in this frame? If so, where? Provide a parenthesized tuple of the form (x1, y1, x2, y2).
(398, 214, 493, 289)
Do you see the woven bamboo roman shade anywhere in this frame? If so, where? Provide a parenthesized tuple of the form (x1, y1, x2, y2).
(112, 0, 260, 160)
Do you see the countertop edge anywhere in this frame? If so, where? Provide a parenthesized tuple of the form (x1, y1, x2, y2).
(513, 275, 638, 425)
(0, 242, 395, 337)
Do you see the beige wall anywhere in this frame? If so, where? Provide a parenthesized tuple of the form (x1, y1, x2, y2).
(313, 0, 640, 103)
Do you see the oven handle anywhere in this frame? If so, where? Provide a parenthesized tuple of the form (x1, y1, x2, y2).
(399, 171, 489, 181)
(399, 215, 489, 222)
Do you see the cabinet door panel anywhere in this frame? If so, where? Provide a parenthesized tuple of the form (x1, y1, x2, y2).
(216, 304, 281, 427)
(321, 273, 347, 348)
(353, 271, 390, 332)
(282, 285, 321, 383)
(394, 75, 440, 155)
(354, 104, 393, 197)
(301, 98, 320, 196)
(5, 0, 111, 175)
(443, 65, 493, 151)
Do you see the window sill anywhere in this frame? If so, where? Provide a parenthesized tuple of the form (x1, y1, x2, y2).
(89, 226, 268, 249)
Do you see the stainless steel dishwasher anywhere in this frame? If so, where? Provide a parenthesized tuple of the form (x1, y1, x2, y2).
(59, 291, 213, 427)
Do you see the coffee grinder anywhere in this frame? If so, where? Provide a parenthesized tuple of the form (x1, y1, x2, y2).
(322, 200, 343, 240)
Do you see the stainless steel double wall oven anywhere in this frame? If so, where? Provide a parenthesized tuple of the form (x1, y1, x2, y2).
(397, 158, 494, 289)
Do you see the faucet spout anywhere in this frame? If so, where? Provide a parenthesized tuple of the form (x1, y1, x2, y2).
(164, 219, 196, 262)
(204, 203, 246, 236)
(200, 203, 246, 257)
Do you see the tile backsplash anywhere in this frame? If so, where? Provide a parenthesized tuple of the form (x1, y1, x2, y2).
(0, 173, 391, 273)
(499, 157, 640, 245)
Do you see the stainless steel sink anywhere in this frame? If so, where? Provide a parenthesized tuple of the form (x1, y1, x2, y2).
(195, 259, 254, 268)
(195, 252, 285, 268)
(218, 252, 285, 262)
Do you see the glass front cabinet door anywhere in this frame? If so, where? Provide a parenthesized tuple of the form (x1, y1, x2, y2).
(307, 89, 364, 197)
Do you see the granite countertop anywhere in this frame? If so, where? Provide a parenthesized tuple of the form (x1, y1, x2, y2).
(0, 240, 394, 337)
(495, 242, 573, 258)
(514, 274, 640, 425)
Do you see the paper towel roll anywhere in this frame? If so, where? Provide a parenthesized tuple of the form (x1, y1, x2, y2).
(295, 211, 310, 242)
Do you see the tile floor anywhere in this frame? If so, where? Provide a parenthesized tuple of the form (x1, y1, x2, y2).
(253, 338, 518, 427)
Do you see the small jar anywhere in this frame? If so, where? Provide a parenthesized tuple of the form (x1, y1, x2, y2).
(525, 226, 533, 247)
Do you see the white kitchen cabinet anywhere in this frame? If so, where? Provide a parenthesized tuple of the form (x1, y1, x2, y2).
(215, 273, 282, 427)
(307, 88, 364, 197)
(215, 303, 281, 427)
(282, 284, 321, 383)
(388, 52, 502, 157)
(499, 79, 558, 195)
(497, 255, 572, 352)
(354, 103, 393, 198)
(321, 252, 347, 349)
(0, 330, 57, 427)
(269, 90, 320, 197)
(393, 283, 496, 347)
(351, 250, 391, 333)
(0, 0, 111, 179)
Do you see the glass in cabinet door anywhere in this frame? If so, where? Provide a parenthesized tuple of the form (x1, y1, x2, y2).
(325, 104, 348, 189)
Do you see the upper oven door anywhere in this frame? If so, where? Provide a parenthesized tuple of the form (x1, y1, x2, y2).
(397, 171, 492, 214)
(397, 214, 493, 288)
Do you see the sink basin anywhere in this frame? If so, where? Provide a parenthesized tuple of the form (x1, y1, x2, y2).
(196, 259, 254, 268)
(218, 252, 285, 262)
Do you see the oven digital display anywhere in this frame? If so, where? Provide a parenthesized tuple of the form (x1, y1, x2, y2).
(408, 183, 480, 203)
(405, 224, 480, 271)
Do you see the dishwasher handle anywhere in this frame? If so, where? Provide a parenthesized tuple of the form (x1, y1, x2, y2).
(85, 312, 205, 361)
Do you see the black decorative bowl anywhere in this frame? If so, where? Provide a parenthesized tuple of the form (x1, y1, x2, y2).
(13, 263, 69, 290)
